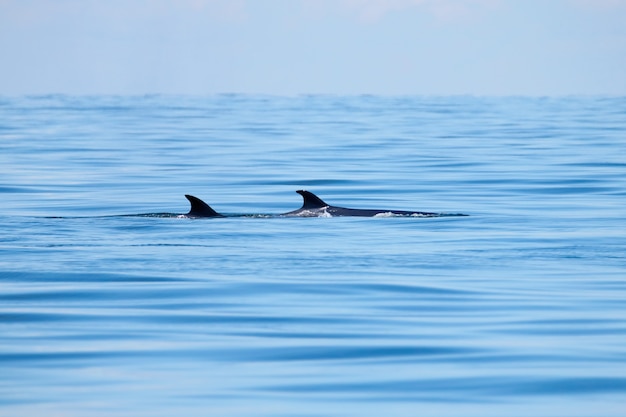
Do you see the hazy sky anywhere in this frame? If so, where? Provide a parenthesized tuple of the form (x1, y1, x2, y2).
(1, 0, 625, 95)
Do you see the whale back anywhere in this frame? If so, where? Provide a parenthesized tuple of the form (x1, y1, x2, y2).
(296, 190, 329, 210)
(185, 194, 224, 217)
(296, 190, 329, 209)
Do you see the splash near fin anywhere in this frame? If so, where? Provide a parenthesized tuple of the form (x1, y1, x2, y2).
(296, 190, 329, 209)
(185, 195, 224, 218)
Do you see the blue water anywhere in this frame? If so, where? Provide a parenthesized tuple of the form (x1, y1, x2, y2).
(1, 95, 625, 416)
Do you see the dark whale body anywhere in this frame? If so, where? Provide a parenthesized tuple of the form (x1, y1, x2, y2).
(183, 191, 467, 218)
(184, 194, 224, 218)
(282, 190, 446, 217)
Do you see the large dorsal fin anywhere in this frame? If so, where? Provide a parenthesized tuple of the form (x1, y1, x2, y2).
(185, 195, 224, 217)
(296, 190, 329, 209)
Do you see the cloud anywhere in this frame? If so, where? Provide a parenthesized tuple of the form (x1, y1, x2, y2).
(340, 0, 427, 22)
(158, 0, 248, 21)
(0, 0, 249, 27)
(338, 0, 501, 23)
(575, 0, 626, 9)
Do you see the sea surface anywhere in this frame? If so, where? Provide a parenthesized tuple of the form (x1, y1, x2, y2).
(1, 95, 625, 416)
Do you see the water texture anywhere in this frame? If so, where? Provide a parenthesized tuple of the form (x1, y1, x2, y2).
(1, 95, 625, 416)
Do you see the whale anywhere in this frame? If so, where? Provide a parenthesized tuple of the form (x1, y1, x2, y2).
(185, 194, 224, 218)
(44, 194, 225, 219)
(182, 191, 466, 218)
(281, 190, 460, 217)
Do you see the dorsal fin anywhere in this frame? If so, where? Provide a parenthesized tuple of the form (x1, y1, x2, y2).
(296, 190, 329, 209)
(185, 195, 224, 217)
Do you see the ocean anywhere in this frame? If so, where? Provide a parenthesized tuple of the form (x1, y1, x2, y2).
(1, 95, 625, 416)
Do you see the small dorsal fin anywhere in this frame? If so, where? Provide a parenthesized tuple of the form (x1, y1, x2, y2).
(296, 190, 329, 209)
(185, 195, 224, 217)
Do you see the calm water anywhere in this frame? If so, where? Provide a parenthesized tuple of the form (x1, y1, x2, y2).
(1, 95, 625, 416)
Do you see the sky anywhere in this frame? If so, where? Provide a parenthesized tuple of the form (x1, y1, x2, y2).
(0, 0, 625, 96)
